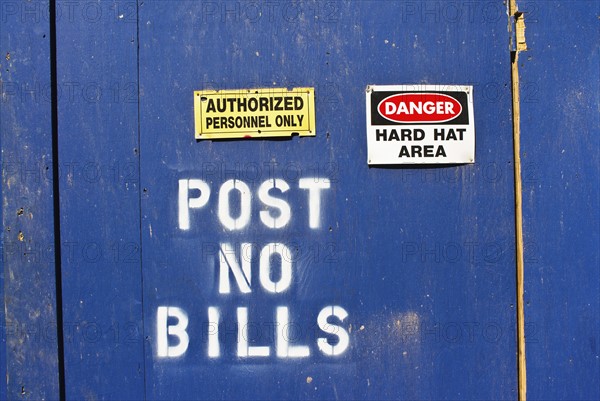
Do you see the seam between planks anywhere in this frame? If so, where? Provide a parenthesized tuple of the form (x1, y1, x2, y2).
(49, 0, 67, 399)
(135, 1, 148, 399)
(509, 1, 527, 400)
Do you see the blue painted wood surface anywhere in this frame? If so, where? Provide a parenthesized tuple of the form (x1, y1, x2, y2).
(1, 0, 60, 398)
(4, 0, 597, 399)
(519, 1, 600, 399)
(54, 1, 146, 399)
(138, 1, 516, 399)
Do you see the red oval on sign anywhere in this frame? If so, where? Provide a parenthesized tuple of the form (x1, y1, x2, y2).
(377, 93, 462, 123)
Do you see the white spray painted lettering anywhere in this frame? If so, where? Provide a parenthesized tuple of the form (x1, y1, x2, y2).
(159, 176, 351, 360)
(207, 306, 220, 358)
(219, 242, 252, 294)
(259, 243, 292, 294)
(178, 178, 329, 230)
(258, 178, 291, 229)
(178, 179, 210, 230)
(317, 305, 350, 356)
(156, 306, 190, 358)
(219, 179, 252, 230)
(237, 307, 271, 357)
(276, 306, 310, 358)
(299, 177, 331, 229)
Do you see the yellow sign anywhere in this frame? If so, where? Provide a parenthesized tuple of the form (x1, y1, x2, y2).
(194, 87, 315, 139)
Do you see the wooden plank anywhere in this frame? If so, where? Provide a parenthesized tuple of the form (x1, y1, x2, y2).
(1, 0, 60, 398)
(518, 1, 600, 399)
(55, 1, 145, 399)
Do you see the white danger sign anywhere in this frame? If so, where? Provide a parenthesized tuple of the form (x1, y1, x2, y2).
(366, 85, 475, 165)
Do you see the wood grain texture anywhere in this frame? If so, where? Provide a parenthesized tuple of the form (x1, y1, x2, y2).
(1, 0, 60, 397)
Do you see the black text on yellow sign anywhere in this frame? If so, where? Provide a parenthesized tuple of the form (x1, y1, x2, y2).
(194, 88, 316, 139)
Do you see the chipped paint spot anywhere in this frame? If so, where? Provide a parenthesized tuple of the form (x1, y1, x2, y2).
(306, 376, 313, 384)
(394, 311, 420, 336)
